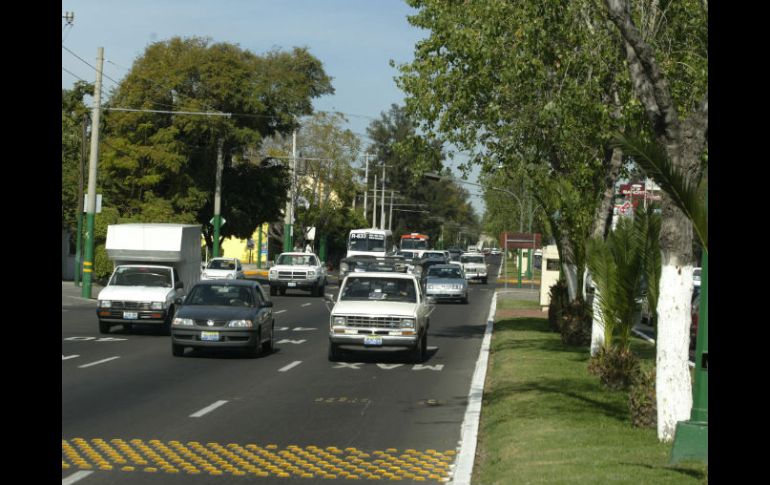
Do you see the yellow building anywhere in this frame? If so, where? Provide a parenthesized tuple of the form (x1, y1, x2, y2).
(219, 223, 270, 265)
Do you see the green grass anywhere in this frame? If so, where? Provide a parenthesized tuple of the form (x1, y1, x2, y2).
(472, 309, 707, 484)
(495, 298, 542, 311)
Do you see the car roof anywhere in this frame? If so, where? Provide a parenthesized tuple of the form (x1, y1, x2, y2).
(193, 279, 256, 287)
(344, 272, 417, 280)
(427, 264, 462, 270)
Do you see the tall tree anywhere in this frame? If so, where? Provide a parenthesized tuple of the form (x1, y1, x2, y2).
(603, 0, 707, 442)
(62, 81, 94, 232)
(97, 37, 334, 252)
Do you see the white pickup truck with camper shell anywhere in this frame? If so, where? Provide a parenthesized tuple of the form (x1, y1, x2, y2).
(96, 223, 201, 335)
(268, 252, 327, 296)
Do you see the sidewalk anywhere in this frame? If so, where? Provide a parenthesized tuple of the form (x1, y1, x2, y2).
(62, 280, 104, 303)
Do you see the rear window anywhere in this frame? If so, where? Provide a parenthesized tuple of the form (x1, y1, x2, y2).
(341, 277, 416, 303)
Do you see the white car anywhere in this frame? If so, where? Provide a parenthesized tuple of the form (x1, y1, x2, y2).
(326, 272, 434, 363)
(268, 252, 328, 297)
(460, 254, 488, 284)
(490, 248, 502, 256)
(201, 257, 244, 280)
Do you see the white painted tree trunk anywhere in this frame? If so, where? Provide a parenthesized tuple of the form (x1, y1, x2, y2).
(563, 264, 578, 301)
(655, 264, 694, 442)
(590, 286, 604, 356)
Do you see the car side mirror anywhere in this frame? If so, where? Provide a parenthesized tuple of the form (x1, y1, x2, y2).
(175, 281, 184, 289)
(174, 297, 184, 306)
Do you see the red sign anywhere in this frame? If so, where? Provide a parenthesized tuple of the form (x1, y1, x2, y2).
(499, 232, 541, 250)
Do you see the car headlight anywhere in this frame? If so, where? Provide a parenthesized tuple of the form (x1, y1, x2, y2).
(150, 301, 165, 310)
(400, 318, 415, 329)
(307, 270, 316, 278)
(99, 300, 112, 308)
(340, 263, 349, 273)
(173, 317, 194, 326)
(227, 319, 253, 328)
(269, 270, 277, 278)
(426, 284, 435, 290)
(333, 316, 346, 326)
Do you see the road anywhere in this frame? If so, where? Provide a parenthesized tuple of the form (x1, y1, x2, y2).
(62, 258, 502, 484)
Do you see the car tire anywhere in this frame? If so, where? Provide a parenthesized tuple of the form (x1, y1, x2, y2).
(462, 295, 469, 304)
(269, 285, 277, 296)
(262, 322, 274, 354)
(319, 282, 326, 297)
(328, 342, 342, 362)
(99, 321, 111, 334)
(172, 343, 185, 357)
(482, 277, 488, 284)
(311, 284, 319, 297)
(161, 306, 174, 336)
(410, 332, 426, 363)
(279, 288, 286, 296)
(248, 328, 263, 358)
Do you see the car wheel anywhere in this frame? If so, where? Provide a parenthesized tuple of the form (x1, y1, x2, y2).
(328, 342, 342, 362)
(99, 321, 111, 334)
(279, 288, 287, 296)
(262, 322, 274, 354)
(319, 282, 326, 297)
(482, 277, 488, 284)
(161, 306, 174, 336)
(410, 332, 426, 363)
(311, 284, 319, 297)
(172, 343, 185, 357)
(248, 328, 263, 358)
(269, 285, 277, 296)
(462, 295, 469, 304)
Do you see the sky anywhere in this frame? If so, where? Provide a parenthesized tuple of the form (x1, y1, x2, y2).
(61, 0, 486, 215)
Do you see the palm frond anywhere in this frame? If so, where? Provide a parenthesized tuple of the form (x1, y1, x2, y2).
(612, 133, 708, 251)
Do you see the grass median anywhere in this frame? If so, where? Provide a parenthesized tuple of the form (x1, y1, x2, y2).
(472, 297, 707, 484)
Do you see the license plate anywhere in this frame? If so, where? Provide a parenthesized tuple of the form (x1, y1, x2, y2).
(364, 336, 383, 346)
(201, 331, 220, 341)
(123, 312, 138, 320)
(288, 282, 297, 287)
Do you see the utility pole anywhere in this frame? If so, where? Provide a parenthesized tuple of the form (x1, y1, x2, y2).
(372, 175, 378, 229)
(363, 154, 369, 225)
(81, 47, 103, 299)
(74, 113, 87, 286)
(380, 163, 386, 230)
(212, 138, 224, 258)
(284, 130, 297, 251)
(388, 191, 394, 230)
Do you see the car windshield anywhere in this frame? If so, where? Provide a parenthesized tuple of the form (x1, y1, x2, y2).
(427, 267, 462, 279)
(277, 255, 317, 266)
(186, 284, 254, 307)
(397, 251, 416, 260)
(461, 255, 485, 264)
(424, 252, 445, 260)
(207, 259, 236, 270)
(340, 277, 417, 303)
(110, 267, 172, 287)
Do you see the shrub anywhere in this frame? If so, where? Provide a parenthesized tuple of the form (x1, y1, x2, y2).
(548, 279, 570, 332)
(560, 299, 592, 347)
(628, 367, 656, 428)
(588, 347, 641, 391)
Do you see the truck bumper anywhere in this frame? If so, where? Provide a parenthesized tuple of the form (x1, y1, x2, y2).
(329, 333, 419, 350)
(96, 309, 169, 325)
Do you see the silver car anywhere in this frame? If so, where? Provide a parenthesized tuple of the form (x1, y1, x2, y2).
(424, 264, 469, 304)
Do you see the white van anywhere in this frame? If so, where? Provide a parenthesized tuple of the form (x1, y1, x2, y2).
(346, 229, 394, 258)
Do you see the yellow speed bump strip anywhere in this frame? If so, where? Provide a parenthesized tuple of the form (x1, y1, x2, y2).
(62, 438, 456, 481)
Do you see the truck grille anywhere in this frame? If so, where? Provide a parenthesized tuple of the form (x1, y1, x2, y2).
(345, 315, 402, 329)
(278, 271, 308, 280)
(111, 301, 153, 310)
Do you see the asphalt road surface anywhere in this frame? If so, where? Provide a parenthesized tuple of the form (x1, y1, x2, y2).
(62, 257, 501, 484)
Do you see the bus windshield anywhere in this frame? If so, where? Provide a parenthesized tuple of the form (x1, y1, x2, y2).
(400, 238, 429, 250)
(348, 233, 386, 252)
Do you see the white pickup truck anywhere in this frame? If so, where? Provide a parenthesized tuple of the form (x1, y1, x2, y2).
(326, 272, 434, 363)
(460, 253, 488, 284)
(268, 252, 328, 297)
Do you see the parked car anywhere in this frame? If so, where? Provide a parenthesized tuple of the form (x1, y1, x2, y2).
(424, 264, 469, 304)
(201, 257, 244, 280)
(171, 280, 275, 357)
(326, 272, 434, 363)
(268, 252, 328, 296)
(693, 267, 702, 288)
(490, 247, 502, 256)
(691, 287, 701, 350)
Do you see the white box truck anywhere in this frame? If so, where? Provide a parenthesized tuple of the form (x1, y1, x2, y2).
(96, 223, 202, 335)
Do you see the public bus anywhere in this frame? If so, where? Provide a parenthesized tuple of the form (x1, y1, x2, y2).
(346, 229, 395, 258)
(400, 233, 430, 258)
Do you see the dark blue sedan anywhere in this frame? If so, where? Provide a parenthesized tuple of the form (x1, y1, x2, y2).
(170, 280, 275, 357)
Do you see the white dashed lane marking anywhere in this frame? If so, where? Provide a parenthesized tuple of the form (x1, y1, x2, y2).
(190, 400, 229, 418)
(78, 356, 120, 368)
(279, 361, 302, 372)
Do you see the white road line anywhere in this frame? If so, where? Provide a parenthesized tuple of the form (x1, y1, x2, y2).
(275, 310, 287, 314)
(62, 355, 79, 361)
(278, 361, 302, 372)
(78, 356, 120, 368)
(62, 470, 93, 484)
(301, 303, 311, 307)
(190, 400, 229, 418)
(451, 291, 497, 485)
